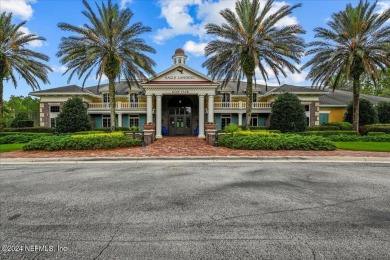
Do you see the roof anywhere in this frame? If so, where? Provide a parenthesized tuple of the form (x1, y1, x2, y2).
(31, 85, 87, 94)
(320, 90, 390, 107)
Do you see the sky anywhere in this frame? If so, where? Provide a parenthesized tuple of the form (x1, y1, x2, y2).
(1, 0, 389, 100)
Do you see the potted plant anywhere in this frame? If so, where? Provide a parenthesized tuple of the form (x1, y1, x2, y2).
(205, 122, 217, 130)
(143, 122, 155, 130)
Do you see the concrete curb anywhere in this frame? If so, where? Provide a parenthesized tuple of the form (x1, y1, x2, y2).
(1, 156, 390, 163)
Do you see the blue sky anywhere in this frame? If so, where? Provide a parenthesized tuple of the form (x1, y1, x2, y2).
(1, 0, 389, 100)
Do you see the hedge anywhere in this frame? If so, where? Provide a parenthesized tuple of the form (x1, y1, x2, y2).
(325, 134, 390, 142)
(23, 132, 141, 151)
(299, 131, 358, 136)
(218, 134, 336, 150)
(0, 133, 51, 144)
(323, 122, 353, 130)
(308, 125, 339, 131)
(2, 127, 55, 133)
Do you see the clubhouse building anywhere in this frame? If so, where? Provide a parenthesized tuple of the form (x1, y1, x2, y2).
(31, 48, 390, 138)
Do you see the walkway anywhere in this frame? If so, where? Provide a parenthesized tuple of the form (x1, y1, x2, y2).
(1, 136, 389, 159)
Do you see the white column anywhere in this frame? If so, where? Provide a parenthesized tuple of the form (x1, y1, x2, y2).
(198, 95, 205, 138)
(208, 95, 214, 123)
(156, 94, 162, 139)
(146, 95, 153, 124)
(238, 113, 243, 126)
(118, 113, 123, 127)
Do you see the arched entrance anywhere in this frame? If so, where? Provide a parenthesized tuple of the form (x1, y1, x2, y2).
(168, 96, 193, 136)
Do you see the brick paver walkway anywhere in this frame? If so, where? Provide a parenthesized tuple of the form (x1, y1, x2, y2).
(1, 136, 389, 159)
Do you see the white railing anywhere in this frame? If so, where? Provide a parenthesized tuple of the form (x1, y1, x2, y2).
(88, 102, 146, 109)
(214, 101, 271, 109)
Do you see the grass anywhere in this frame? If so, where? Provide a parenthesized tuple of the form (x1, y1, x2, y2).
(335, 142, 390, 152)
(0, 143, 25, 153)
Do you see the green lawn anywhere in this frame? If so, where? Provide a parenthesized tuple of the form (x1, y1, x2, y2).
(0, 143, 25, 153)
(335, 142, 390, 152)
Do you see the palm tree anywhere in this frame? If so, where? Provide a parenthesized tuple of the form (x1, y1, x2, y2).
(202, 0, 305, 129)
(57, 0, 156, 132)
(0, 12, 51, 116)
(303, 0, 390, 131)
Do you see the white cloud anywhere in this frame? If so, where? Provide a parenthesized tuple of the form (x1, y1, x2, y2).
(377, 1, 390, 23)
(154, 0, 299, 44)
(183, 41, 207, 56)
(0, 0, 36, 20)
(120, 0, 133, 9)
(255, 66, 309, 86)
(18, 26, 43, 48)
(93, 74, 108, 83)
(51, 65, 68, 74)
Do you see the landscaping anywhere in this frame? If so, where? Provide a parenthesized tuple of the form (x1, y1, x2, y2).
(0, 143, 25, 153)
(335, 142, 390, 152)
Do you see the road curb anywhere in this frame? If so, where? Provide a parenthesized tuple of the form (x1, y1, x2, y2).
(1, 156, 390, 163)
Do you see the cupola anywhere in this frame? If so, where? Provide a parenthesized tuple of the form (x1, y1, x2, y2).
(172, 48, 188, 65)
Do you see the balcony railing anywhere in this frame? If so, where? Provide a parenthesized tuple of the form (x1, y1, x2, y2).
(214, 101, 271, 109)
(88, 102, 147, 109)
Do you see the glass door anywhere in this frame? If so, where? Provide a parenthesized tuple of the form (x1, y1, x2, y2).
(169, 107, 192, 135)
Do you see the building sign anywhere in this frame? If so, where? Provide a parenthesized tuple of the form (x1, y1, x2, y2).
(165, 75, 196, 80)
(172, 90, 189, 94)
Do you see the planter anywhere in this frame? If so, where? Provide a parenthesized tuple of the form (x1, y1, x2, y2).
(143, 124, 155, 130)
(205, 123, 217, 130)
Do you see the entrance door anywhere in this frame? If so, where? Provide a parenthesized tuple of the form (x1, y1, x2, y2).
(169, 107, 192, 136)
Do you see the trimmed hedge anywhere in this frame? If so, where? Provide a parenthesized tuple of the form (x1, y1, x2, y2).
(218, 134, 336, 150)
(248, 126, 270, 130)
(95, 127, 131, 132)
(326, 134, 390, 142)
(299, 131, 358, 136)
(2, 127, 55, 133)
(323, 122, 353, 130)
(23, 132, 141, 151)
(366, 125, 390, 134)
(0, 133, 51, 144)
(308, 125, 339, 131)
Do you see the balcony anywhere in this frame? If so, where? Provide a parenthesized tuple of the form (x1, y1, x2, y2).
(214, 101, 271, 110)
(88, 102, 147, 111)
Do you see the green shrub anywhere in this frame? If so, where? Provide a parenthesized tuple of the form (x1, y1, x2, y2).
(365, 125, 390, 134)
(2, 127, 55, 133)
(344, 99, 378, 126)
(248, 126, 269, 130)
(367, 132, 386, 135)
(0, 133, 50, 144)
(55, 96, 91, 133)
(308, 125, 339, 131)
(326, 134, 390, 142)
(299, 131, 358, 136)
(234, 130, 280, 137)
(72, 130, 105, 135)
(218, 134, 336, 150)
(270, 93, 307, 133)
(23, 132, 141, 151)
(224, 124, 242, 134)
(377, 101, 390, 124)
(323, 122, 353, 130)
(15, 120, 34, 128)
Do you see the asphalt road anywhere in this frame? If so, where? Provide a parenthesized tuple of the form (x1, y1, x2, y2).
(1, 161, 389, 259)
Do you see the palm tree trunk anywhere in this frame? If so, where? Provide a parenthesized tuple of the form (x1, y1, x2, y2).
(109, 78, 116, 132)
(352, 76, 360, 132)
(0, 78, 3, 116)
(245, 74, 253, 130)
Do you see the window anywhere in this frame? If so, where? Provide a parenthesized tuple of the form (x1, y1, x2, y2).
(304, 105, 310, 112)
(103, 93, 110, 103)
(250, 114, 258, 126)
(222, 93, 230, 102)
(129, 115, 139, 127)
(252, 93, 257, 103)
(319, 113, 329, 125)
(221, 114, 231, 129)
(130, 93, 138, 103)
(50, 106, 60, 113)
(102, 115, 111, 128)
(50, 118, 56, 128)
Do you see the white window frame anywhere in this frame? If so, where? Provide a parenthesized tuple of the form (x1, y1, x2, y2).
(103, 93, 110, 103)
(222, 93, 231, 102)
(252, 93, 257, 103)
(221, 114, 231, 129)
(129, 115, 139, 127)
(102, 115, 111, 128)
(250, 114, 258, 126)
(50, 118, 56, 128)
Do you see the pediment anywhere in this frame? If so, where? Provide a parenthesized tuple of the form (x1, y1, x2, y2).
(145, 65, 213, 84)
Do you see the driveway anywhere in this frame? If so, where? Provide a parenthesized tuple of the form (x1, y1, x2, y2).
(1, 162, 389, 259)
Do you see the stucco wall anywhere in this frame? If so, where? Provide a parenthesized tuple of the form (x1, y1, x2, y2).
(320, 107, 346, 122)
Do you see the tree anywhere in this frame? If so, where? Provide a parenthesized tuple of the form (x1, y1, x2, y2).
(376, 101, 390, 124)
(344, 99, 378, 126)
(0, 12, 52, 115)
(269, 92, 307, 133)
(55, 96, 91, 133)
(57, 0, 156, 132)
(202, 0, 305, 129)
(303, 1, 390, 132)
